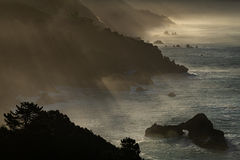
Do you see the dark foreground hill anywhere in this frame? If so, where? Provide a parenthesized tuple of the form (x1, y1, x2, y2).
(0, 0, 187, 113)
(0, 102, 143, 160)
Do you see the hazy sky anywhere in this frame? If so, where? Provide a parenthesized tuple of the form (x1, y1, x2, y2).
(128, 0, 240, 18)
(126, 0, 240, 45)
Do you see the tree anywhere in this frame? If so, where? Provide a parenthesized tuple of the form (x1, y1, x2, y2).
(0, 125, 9, 137)
(0, 102, 143, 160)
(121, 137, 141, 157)
(4, 102, 43, 130)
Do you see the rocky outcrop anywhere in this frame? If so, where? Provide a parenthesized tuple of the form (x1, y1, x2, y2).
(168, 92, 176, 97)
(145, 124, 183, 138)
(145, 113, 228, 150)
(154, 40, 164, 45)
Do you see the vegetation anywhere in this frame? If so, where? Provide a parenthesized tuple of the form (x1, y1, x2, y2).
(0, 0, 188, 112)
(0, 102, 143, 159)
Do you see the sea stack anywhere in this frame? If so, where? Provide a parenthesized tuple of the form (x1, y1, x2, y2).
(145, 113, 228, 150)
(168, 92, 176, 97)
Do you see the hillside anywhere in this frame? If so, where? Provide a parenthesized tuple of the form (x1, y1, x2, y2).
(0, 0, 187, 114)
(82, 0, 174, 37)
(0, 102, 143, 159)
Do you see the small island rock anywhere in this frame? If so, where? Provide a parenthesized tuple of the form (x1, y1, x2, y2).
(168, 92, 176, 97)
(154, 40, 164, 45)
(145, 113, 228, 150)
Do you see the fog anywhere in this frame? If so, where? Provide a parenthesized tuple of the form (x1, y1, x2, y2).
(126, 0, 240, 45)
(128, 0, 240, 18)
(0, 1, 239, 159)
(0, 0, 239, 122)
(147, 17, 240, 45)
(82, 0, 174, 37)
(0, 0, 188, 123)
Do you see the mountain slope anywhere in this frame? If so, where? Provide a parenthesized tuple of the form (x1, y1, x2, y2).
(0, 0, 187, 115)
(82, 0, 174, 37)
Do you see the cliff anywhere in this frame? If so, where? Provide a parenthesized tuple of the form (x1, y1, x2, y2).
(0, 0, 187, 113)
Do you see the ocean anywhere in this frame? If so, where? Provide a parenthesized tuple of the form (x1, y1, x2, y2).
(46, 44, 240, 160)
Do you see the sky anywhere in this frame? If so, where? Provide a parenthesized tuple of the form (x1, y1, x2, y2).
(126, 0, 240, 45)
(80, 0, 240, 45)
(128, 0, 240, 17)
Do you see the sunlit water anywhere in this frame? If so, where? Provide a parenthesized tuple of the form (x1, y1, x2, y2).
(45, 45, 240, 160)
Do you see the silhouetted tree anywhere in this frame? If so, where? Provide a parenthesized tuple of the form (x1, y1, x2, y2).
(0, 102, 143, 160)
(0, 126, 9, 137)
(4, 102, 43, 130)
(121, 137, 141, 159)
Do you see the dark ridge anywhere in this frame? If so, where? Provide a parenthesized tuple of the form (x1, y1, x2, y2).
(0, 102, 143, 160)
(0, 0, 187, 114)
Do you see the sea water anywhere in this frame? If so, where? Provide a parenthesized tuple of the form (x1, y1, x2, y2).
(46, 44, 240, 160)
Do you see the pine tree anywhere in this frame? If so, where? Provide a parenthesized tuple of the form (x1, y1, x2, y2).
(4, 102, 43, 130)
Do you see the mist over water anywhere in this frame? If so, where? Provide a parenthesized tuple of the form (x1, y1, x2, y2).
(1, 0, 240, 159)
(126, 0, 240, 45)
(34, 45, 240, 160)
(147, 17, 240, 46)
